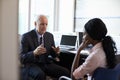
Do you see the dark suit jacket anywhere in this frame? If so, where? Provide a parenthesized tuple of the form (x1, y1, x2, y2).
(20, 29, 57, 65)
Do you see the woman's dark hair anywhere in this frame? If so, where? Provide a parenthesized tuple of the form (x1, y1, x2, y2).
(102, 36, 117, 68)
(84, 18, 117, 68)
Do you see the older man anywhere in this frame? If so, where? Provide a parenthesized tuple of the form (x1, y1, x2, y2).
(20, 15, 70, 80)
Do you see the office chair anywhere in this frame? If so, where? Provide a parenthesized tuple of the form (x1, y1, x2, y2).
(92, 63, 120, 80)
(59, 76, 72, 80)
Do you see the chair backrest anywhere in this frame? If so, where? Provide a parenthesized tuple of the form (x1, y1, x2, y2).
(59, 76, 72, 80)
(114, 63, 120, 70)
(92, 63, 120, 80)
(114, 63, 120, 80)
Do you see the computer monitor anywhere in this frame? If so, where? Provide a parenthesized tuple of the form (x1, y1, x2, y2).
(78, 32, 83, 45)
(78, 32, 93, 49)
(60, 35, 77, 46)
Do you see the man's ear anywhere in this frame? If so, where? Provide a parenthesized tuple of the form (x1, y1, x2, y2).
(34, 22, 36, 26)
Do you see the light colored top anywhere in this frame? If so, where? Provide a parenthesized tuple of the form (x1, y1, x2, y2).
(73, 42, 107, 79)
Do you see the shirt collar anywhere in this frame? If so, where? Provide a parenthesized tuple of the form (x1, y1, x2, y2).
(90, 42, 102, 52)
(35, 29, 44, 38)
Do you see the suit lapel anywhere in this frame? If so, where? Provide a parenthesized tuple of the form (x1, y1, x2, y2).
(31, 30, 39, 47)
(43, 32, 47, 47)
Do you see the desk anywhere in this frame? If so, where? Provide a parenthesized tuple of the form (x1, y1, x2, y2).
(54, 50, 120, 80)
(57, 50, 120, 71)
(56, 50, 88, 71)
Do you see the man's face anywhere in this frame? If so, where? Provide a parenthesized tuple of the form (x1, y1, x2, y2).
(35, 16, 48, 35)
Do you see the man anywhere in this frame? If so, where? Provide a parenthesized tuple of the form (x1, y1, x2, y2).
(20, 15, 70, 80)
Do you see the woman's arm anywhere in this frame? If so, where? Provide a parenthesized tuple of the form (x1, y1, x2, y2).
(71, 46, 83, 80)
(71, 40, 89, 80)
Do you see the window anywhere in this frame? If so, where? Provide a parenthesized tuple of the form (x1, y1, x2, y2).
(19, 0, 75, 35)
(30, 0, 55, 32)
(19, 0, 55, 35)
(19, 0, 29, 34)
(74, 0, 120, 51)
(58, 0, 75, 33)
(75, 0, 120, 36)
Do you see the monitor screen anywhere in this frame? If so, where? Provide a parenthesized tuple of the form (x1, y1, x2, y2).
(60, 35, 77, 46)
(79, 32, 83, 45)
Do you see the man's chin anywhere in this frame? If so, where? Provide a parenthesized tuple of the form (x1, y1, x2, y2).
(43, 31, 46, 34)
(38, 31, 45, 35)
(41, 31, 46, 34)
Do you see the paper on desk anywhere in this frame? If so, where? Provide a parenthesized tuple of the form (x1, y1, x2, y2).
(68, 50, 89, 55)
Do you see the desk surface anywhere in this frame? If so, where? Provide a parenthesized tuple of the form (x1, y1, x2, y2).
(60, 49, 89, 55)
(59, 50, 88, 71)
(61, 49, 120, 55)
(68, 50, 89, 55)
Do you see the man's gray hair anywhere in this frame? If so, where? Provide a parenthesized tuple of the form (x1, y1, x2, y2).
(34, 14, 48, 22)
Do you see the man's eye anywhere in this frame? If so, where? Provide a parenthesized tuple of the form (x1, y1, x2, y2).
(40, 23, 47, 26)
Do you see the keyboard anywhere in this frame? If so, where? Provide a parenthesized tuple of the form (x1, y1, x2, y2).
(60, 45, 75, 51)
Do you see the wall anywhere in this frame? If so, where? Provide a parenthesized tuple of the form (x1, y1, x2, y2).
(0, 0, 19, 80)
(0, 1, 1, 78)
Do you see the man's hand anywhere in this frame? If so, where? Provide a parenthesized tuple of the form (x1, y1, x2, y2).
(52, 46, 60, 55)
(33, 44, 46, 56)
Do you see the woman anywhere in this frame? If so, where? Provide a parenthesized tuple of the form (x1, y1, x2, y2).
(71, 18, 117, 80)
